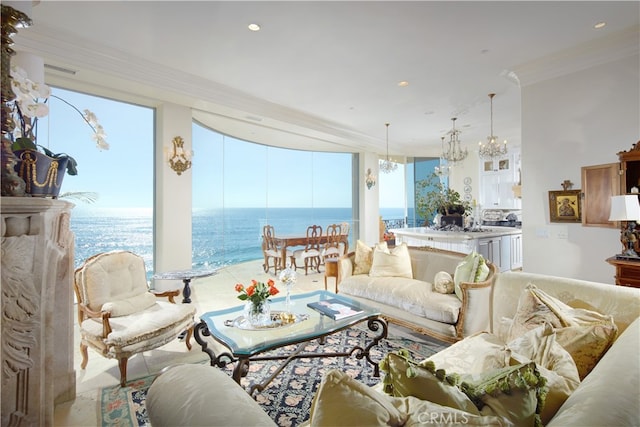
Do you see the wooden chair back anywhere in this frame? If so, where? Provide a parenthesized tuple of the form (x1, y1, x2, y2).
(304, 224, 323, 251)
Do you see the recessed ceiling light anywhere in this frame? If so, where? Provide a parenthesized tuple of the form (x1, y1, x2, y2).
(248, 23, 261, 31)
(594, 22, 606, 29)
(398, 81, 409, 87)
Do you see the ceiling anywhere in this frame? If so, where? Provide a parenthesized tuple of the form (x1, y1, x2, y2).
(10, 1, 640, 158)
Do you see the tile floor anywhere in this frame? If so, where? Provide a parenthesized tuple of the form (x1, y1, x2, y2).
(53, 259, 342, 426)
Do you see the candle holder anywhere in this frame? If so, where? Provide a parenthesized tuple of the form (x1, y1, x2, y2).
(279, 263, 297, 314)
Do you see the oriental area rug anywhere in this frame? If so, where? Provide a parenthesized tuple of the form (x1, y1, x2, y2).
(99, 326, 448, 427)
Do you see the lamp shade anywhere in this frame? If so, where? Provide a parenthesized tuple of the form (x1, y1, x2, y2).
(608, 195, 640, 221)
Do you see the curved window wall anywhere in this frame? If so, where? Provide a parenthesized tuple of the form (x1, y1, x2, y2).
(192, 122, 355, 269)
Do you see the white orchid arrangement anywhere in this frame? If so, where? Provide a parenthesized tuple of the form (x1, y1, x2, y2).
(9, 66, 108, 175)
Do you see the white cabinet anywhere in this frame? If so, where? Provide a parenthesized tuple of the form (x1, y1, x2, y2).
(477, 236, 502, 271)
(500, 235, 511, 272)
(480, 150, 522, 209)
(476, 234, 517, 272)
(510, 233, 523, 270)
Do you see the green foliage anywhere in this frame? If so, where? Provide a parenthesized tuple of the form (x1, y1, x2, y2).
(415, 172, 471, 224)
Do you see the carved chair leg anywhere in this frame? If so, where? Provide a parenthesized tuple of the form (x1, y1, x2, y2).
(184, 326, 193, 351)
(79, 343, 89, 370)
(118, 357, 128, 387)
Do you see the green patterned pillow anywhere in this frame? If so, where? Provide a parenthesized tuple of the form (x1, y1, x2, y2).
(454, 251, 488, 300)
(459, 361, 547, 427)
(380, 350, 480, 415)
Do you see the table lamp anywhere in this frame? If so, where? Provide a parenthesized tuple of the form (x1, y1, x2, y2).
(608, 195, 640, 258)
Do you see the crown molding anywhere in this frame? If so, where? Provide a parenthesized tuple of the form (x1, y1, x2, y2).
(12, 24, 379, 153)
(513, 26, 640, 87)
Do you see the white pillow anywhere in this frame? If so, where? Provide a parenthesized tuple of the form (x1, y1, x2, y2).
(369, 243, 413, 279)
(433, 271, 455, 294)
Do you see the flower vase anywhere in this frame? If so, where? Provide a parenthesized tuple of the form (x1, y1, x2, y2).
(14, 149, 68, 198)
(245, 300, 271, 327)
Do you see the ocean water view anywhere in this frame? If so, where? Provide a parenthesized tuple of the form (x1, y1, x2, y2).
(71, 207, 406, 276)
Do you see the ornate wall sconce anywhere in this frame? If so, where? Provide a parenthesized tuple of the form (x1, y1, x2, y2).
(365, 168, 377, 190)
(167, 136, 192, 175)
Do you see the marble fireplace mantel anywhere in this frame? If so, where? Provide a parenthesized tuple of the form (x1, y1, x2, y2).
(1, 197, 76, 426)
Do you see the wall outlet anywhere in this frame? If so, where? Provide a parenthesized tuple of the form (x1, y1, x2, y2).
(535, 227, 550, 238)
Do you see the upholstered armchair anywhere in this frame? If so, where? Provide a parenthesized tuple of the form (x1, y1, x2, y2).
(73, 251, 196, 387)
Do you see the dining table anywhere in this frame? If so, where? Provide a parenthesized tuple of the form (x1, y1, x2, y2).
(269, 234, 349, 271)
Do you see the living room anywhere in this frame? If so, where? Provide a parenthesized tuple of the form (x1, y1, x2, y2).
(1, 2, 639, 426)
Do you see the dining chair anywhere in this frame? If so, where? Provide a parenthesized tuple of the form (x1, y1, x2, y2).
(339, 221, 351, 254)
(73, 250, 196, 387)
(262, 225, 293, 274)
(293, 225, 323, 275)
(322, 223, 342, 262)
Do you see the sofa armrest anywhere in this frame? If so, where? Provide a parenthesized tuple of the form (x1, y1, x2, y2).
(337, 252, 355, 288)
(455, 262, 497, 339)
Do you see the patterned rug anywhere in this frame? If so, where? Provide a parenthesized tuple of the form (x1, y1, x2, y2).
(99, 326, 448, 427)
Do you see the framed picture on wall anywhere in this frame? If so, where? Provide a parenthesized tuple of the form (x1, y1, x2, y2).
(549, 190, 582, 222)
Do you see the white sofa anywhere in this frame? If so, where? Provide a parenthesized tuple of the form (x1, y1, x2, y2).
(492, 272, 640, 426)
(337, 246, 498, 343)
(147, 271, 640, 426)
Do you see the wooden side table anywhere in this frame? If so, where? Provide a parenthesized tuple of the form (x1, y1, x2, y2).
(606, 256, 640, 288)
(324, 258, 339, 293)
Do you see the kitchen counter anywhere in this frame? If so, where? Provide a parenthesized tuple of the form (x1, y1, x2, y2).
(390, 226, 522, 242)
(389, 226, 523, 272)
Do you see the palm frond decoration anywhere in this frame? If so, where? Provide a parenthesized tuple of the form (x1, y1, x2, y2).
(58, 192, 99, 204)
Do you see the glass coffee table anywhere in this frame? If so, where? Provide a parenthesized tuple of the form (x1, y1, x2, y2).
(193, 290, 387, 395)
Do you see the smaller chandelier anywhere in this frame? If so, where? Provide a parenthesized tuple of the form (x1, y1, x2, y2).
(379, 122, 398, 173)
(441, 117, 468, 163)
(434, 150, 452, 178)
(478, 93, 508, 159)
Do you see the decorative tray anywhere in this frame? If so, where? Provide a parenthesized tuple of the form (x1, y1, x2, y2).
(224, 311, 309, 330)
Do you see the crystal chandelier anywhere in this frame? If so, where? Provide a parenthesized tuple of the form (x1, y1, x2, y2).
(478, 93, 508, 159)
(379, 122, 398, 173)
(441, 117, 468, 163)
(435, 139, 452, 178)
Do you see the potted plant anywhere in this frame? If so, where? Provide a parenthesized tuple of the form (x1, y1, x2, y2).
(416, 172, 471, 226)
(7, 65, 109, 197)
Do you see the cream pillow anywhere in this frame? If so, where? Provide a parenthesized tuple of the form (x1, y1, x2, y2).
(433, 271, 455, 294)
(309, 369, 407, 426)
(400, 397, 515, 426)
(508, 323, 581, 425)
(101, 292, 157, 317)
(369, 243, 413, 279)
(507, 283, 617, 379)
(353, 240, 386, 275)
(425, 331, 511, 375)
(459, 361, 546, 427)
(380, 351, 480, 415)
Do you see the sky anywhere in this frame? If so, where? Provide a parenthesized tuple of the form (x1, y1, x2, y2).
(38, 88, 406, 212)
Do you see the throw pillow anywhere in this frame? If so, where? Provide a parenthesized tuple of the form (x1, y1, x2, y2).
(401, 396, 515, 426)
(380, 350, 480, 415)
(353, 240, 385, 275)
(459, 361, 546, 427)
(508, 323, 580, 425)
(453, 251, 489, 300)
(507, 283, 617, 379)
(308, 369, 408, 426)
(369, 243, 413, 279)
(433, 271, 455, 294)
(101, 292, 157, 317)
(425, 332, 511, 375)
